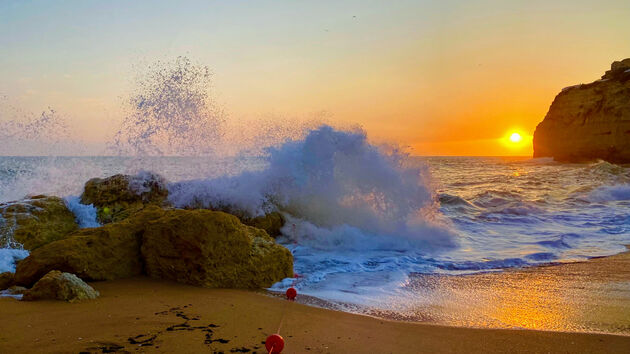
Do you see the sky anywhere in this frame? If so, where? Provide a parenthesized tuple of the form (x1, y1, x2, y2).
(1, 0, 629, 156)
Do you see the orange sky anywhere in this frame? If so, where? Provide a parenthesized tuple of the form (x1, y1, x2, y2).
(1, 1, 629, 156)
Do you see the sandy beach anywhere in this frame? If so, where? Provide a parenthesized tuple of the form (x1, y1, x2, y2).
(1, 249, 629, 354)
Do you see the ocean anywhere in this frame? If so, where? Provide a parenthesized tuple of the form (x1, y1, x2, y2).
(1, 130, 629, 324)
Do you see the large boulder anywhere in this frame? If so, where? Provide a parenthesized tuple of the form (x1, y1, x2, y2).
(80, 172, 168, 223)
(141, 209, 293, 288)
(0, 195, 78, 250)
(14, 206, 166, 287)
(22, 270, 99, 302)
(533, 58, 630, 163)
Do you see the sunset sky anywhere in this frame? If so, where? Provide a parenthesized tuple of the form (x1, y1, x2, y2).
(1, 0, 629, 156)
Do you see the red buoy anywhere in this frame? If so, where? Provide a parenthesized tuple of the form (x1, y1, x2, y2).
(265, 334, 285, 353)
(285, 287, 297, 301)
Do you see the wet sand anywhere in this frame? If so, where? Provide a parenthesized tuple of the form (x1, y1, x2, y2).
(1, 250, 629, 353)
(364, 246, 630, 334)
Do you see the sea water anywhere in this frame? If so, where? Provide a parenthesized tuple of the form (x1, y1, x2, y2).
(0, 129, 629, 316)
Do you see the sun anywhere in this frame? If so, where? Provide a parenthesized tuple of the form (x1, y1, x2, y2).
(509, 132, 522, 143)
(500, 130, 530, 152)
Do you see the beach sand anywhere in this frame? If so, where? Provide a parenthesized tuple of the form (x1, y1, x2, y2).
(1, 250, 629, 353)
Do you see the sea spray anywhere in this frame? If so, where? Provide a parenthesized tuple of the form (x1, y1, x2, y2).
(0, 214, 29, 273)
(169, 125, 457, 250)
(0, 100, 83, 156)
(64, 196, 100, 228)
(111, 56, 224, 156)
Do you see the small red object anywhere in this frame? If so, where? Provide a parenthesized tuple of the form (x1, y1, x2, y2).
(286, 287, 297, 300)
(265, 334, 285, 353)
(294, 273, 301, 278)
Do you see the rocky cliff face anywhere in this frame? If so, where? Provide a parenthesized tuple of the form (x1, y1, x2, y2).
(533, 58, 630, 163)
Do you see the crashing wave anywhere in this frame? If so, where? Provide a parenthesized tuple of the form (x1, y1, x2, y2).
(169, 125, 456, 251)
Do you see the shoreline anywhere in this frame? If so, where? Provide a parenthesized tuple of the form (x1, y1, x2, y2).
(1, 248, 629, 353)
(273, 246, 630, 335)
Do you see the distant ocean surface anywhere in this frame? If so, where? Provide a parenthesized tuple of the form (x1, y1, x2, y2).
(1, 152, 629, 316)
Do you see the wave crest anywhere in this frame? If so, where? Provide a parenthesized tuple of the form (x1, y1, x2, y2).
(169, 126, 456, 250)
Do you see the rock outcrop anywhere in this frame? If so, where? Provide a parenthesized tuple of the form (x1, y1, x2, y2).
(22, 270, 99, 302)
(0, 195, 78, 250)
(80, 172, 168, 223)
(14, 206, 166, 287)
(533, 58, 630, 163)
(141, 209, 293, 288)
(14, 206, 293, 290)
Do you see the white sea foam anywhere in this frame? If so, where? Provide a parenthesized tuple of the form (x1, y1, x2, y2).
(588, 184, 630, 202)
(64, 196, 100, 228)
(0, 248, 28, 273)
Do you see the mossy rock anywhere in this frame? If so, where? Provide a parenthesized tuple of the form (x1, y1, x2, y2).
(0, 195, 78, 250)
(80, 172, 168, 223)
(183, 204, 286, 238)
(241, 212, 285, 238)
(14, 206, 293, 290)
(22, 270, 99, 302)
(14, 206, 166, 287)
(142, 209, 293, 289)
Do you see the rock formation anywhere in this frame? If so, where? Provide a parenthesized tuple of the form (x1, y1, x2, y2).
(22, 270, 99, 302)
(14, 205, 293, 289)
(8, 172, 293, 291)
(142, 209, 293, 288)
(80, 172, 168, 223)
(243, 212, 285, 238)
(533, 58, 630, 163)
(0, 195, 78, 250)
(14, 206, 165, 286)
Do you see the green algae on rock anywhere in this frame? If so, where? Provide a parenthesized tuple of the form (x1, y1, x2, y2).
(14, 206, 293, 290)
(22, 270, 99, 302)
(0, 195, 78, 251)
(80, 172, 168, 223)
(181, 203, 286, 238)
(14, 206, 166, 287)
(242, 211, 285, 238)
(141, 209, 293, 288)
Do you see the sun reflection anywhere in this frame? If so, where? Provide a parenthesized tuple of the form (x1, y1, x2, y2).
(487, 274, 569, 330)
(406, 256, 630, 334)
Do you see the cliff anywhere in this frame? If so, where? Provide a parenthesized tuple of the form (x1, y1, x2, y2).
(533, 58, 630, 163)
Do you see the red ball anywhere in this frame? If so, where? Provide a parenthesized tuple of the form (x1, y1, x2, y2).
(265, 334, 285, 353)
(286, 287, 297, 300)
